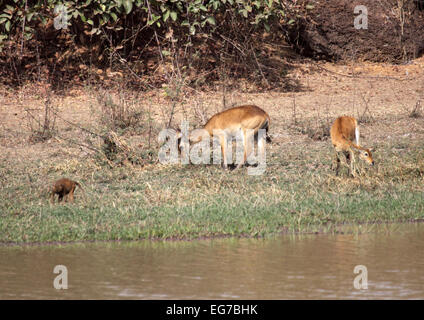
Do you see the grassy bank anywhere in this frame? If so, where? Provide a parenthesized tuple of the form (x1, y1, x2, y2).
(1, 132, 423, 244)
(1, 59, 424, 244)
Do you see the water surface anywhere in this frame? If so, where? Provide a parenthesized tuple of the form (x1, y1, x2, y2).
(1, 223, 423, 299)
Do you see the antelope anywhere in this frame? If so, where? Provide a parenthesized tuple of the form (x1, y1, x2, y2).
(179, 105, 271, 169)
(50, 178, 83, 204)
(330, 116, 374, 177)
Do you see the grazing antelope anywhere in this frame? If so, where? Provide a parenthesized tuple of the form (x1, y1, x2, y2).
(179, 105, 271, 169)
(50, 178, 83, 204)
(330, 116, 374, 177)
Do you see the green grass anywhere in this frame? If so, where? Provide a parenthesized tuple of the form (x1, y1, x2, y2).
(1, 136, 423, 244)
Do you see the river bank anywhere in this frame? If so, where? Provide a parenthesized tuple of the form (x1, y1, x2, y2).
(1, 59, 423, 244)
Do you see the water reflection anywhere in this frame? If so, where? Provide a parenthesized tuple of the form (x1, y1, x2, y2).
(0, 223, 423, 299)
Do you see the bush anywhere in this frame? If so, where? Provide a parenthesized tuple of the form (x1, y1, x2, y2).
(0, 1, 307, 88)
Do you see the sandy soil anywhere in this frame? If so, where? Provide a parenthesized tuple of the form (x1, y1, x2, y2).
(1, 57, 423, 166)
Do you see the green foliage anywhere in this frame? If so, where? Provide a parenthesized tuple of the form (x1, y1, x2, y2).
(0, 0, 296, 50)
(0, 1, 312, 86)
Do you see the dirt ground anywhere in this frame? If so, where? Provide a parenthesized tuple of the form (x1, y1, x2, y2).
(292, 0, 424, 62)
(1, 57, 424, 243)
(1, 57, 423, 166)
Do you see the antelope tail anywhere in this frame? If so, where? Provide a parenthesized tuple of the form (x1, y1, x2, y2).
(75, 182, 86, 197)
(260, 118, 272, 143)
(78, 182, 89, 201)
(355, 126, 360, 145)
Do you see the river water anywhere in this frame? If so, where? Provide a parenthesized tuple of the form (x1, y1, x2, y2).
(1, 223, 423, 299)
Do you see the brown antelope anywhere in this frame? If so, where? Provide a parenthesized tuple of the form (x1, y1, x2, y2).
(50, 178, 83, 203)
(330, 116, 374, 177)
(179, 105, 271, 169)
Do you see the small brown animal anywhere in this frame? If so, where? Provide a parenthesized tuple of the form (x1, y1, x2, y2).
(330, 116, 374, 177)
(179, 105, 271, 169)
(50, 178, 82, 204)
